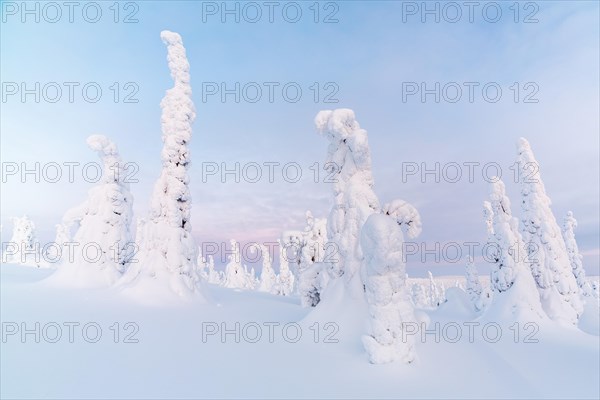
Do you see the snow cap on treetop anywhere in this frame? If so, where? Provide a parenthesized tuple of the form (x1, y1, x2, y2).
(490, 178, 508, 201)
(517, 137, 531, 151)
(86, 134, 118, 156)
(315, 108, 359, 139)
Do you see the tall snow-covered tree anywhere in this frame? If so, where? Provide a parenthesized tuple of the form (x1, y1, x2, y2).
(562, 211, 591, 297)
(465, 255, 482, 311)
(361, 213, 416, 364)
(517, 138, 582, 323)
(258, 244, 277, 293)
(2, 215, 41, 267)
(315, 109, 380, 296)
(52, 135, 134, 286)
(120, 31, 202, 298)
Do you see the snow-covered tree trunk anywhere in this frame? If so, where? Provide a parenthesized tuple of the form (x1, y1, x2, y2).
(465, 255, 482, 311)
(562, 211, 591, 297)
(517, 138, 582, 324)
(361, 213, 416, 364)
(315, 109, 380, 297)
(120, 31, 202, 298)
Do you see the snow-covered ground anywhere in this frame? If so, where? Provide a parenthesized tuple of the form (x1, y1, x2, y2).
(2, 263, 598, 399)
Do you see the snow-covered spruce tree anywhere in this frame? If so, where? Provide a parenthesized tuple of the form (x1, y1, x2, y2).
(517, 138, 582, 323)
(562, 211, 592, 297)
(486, 178, 544, 318)
(275, 239, 295, 296)
(120, 31, 201, 298)
(361, 213, 416, 364)
(244, 264, 258, 289)
(360, 198, 422, 363)
(465, 255, 482, 311)
(258, 244, 277, 293)
(315, 109, 380, 296)
(487, 180, 519, 292)
(2, 215, 42, 267)
(54, 135, 134, 286)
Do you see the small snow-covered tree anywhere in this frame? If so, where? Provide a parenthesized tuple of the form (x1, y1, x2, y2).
(315, 109, 380, 296)
(206, 255, 222, 285)
(273, 239, 295, 296)
(2, 215, 42, 267)
(465, 255, 482, 311)
(292, 212, 329, 306)
(120, 31, 202, 298)
(517, 138, 582, 323)
(361, 213, 416, 364)
(54, 135, 134, 286)
(223, 240, 253, 289)
(411, 283, 428, 308)
(562, 211, 592, 297)
(258, 244, 277, 293)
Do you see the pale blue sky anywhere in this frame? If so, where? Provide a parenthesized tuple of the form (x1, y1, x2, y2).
(1, 1, 598, 275)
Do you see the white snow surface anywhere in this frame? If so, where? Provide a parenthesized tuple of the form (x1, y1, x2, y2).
(2, 264, 598, 399)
